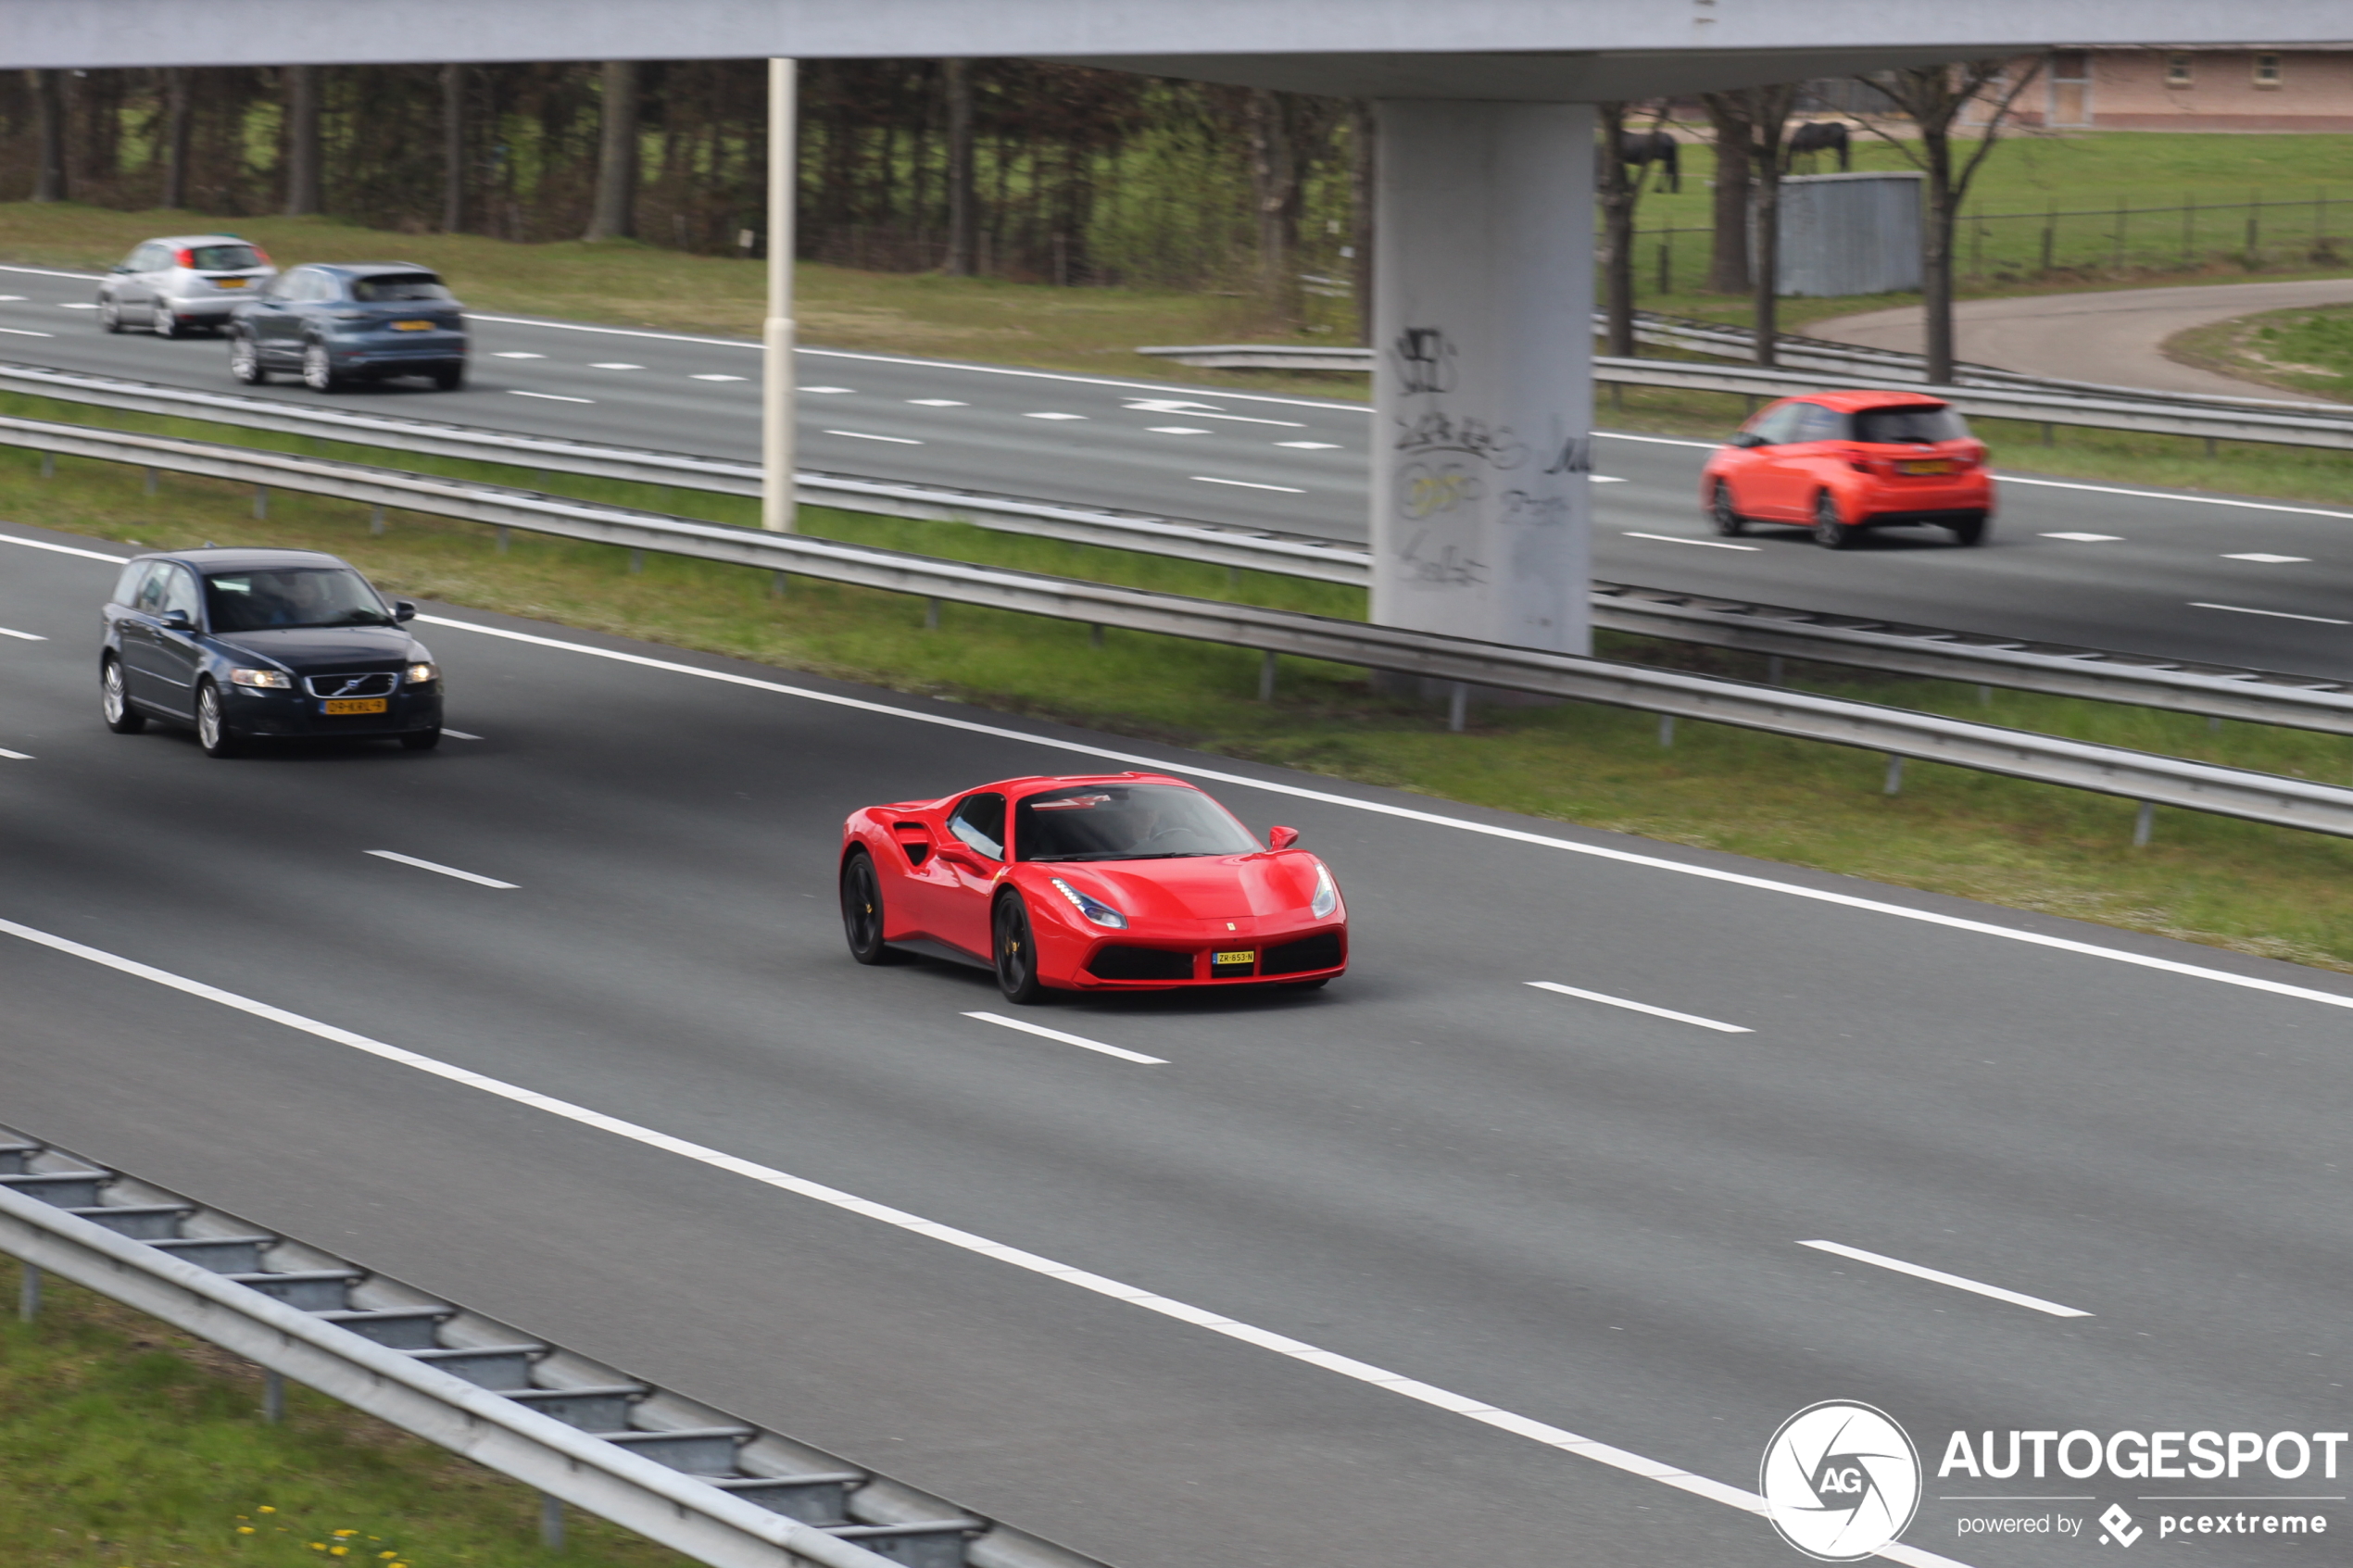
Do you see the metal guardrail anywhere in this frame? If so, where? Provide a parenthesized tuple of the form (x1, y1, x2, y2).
(0, 1128, 1101, 1568)
(11, 409, 2353, 841)
(8, 380, 2352, 735)
(0, 361, 1370, 585)
(1590, 583, 2353, 737)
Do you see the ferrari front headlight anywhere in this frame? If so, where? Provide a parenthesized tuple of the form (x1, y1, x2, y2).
(228, 668, 290, 689)
(1310, 863, 1340, 920)
(1050, 876, 1128, 929)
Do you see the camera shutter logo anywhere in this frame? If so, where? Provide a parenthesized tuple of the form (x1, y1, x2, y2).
(1759, 1400, 1922, 1561)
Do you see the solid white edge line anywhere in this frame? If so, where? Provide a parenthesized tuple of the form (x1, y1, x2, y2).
(824, 430, 923, 445)
(441, 729, 484, 740)
(0, 748, 31, 760)
(508, 390, 594, 404)
(1526, 982, 1751, 1034)
(0, 532, 132, 563)
(406, 611, 2353, 1017)
(1622, 532, 1760, 552)
(0, 912, 1977, 1568)
(0, 327, 57, 338)
(1798, 1240, 2092, 1319)
(2189, 602, 2350, 625)
(962, 1010, 1166, 1064)
(363, 849, 518, 889)
(0, 626, 47, 640)
(0, 263, 103, 280)
(1191, 476, 1306, 493)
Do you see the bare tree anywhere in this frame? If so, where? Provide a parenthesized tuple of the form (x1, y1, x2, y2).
(1741, 84, 1799, 367)
(1855, 59, 2045, 383)
(1699, 92, 1752, 294)
(1595, 103, 1667, 358)
(159, 68, 193, 208)
(1246, 88, 1302, 323)
(1348, 100, 1375, 346)
(585, 60, 642, 241)
(283, 65, 322, 215)
(942, 59, 976, 274)
(440, 64, 467, 232)
(28, 69, 67, 202)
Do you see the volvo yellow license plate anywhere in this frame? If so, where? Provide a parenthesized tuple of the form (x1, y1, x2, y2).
(1214, 950, 1256, 967)
(392, 319, 434, 331)
(1897, 458, 1951, 475)
(322, 698, 387, 715)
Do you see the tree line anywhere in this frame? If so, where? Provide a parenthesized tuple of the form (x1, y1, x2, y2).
(4, 58, 2032, 376)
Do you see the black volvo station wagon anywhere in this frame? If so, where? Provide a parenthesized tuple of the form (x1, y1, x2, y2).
(100, 546, 443, 758)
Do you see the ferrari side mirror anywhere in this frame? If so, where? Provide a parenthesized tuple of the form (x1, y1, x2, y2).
(1267, 825, 1300, 849)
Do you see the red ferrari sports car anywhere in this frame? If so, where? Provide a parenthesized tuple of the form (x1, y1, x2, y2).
(1699, 389, 1995, 549)
(838, 772, 1347, 1003)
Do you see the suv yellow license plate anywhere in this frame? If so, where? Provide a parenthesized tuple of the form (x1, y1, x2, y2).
(1897, 459, 1951, 475)
(1214, 950, 1256, 967)
(323, 698, 387, 715)
(392, 320, 434, 331)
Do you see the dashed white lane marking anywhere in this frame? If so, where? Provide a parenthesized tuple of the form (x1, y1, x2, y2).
(0, 747, 31, 760)
(1798, 1239, 2092, 1319)
(1148, 426, 1212, 434)
(1276, 440, 1341, 449)
(2041, 532, 2122, 542)
(2189, 602, 2349, 625)
(0, 295, 24, 301)
(692, 373, 746, 382)
(2223, 553, 2310, 563)
(441, 728, 484, 740)
(1192, 476, 1304, 494)
(0, 626, 45, 640)
(363, 849, 517, 889)
(1, 914, 1977, 1565)
(1590, 475, 1627, 483)
(509, 390, 593, 404)
(800, 385, 855, 394)
(55, 301, 100, 308)
(492, 351, 544, 359)
(1025, 411, 1088, 420)
(0, 326, 55, 337)
(906, 398, 966, 407)
(963, 1010, 1166, 1065)
(1527, 981, 1751, 1034)
(1622, 531, 1758, 552)
(589, 362, 642, 370)
(400, 608, 2353, 1022)
(826, 430, 922, 445)
(1124, 398, 1307, 428)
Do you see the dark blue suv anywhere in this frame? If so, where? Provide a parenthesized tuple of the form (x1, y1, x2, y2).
(227, 262, 468, 392)
(101, 546, 444, 758)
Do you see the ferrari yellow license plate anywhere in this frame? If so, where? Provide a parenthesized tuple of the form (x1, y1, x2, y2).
(392, 320, 434, 331)
(1897, 459, 1952, 475)
(1214, 950, 1256, 967)
(322, 698, 387, 715)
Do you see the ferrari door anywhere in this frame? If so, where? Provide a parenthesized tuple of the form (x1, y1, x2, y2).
(929, 792, 1008, 959)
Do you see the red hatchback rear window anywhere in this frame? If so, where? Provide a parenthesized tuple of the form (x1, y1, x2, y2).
(1854, 406, 1969, 444)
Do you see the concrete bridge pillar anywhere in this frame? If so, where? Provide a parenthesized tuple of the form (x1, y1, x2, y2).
(1371, 100, 1596, 656)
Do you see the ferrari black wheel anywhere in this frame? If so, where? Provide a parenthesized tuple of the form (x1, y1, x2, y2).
(1708, 483, 1747, 537)
(840, 848, 897, 965)
(993, 893, 1043, 1004)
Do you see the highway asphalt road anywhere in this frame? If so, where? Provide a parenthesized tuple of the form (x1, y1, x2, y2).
(10, 262, 2353, 681)
(6, 517, 2353, 1568)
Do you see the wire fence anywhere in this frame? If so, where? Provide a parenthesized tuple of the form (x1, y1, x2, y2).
(1629, 188, 2348, 299)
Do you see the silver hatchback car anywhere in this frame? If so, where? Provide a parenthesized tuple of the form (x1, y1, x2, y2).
(96, 234, 278, 337)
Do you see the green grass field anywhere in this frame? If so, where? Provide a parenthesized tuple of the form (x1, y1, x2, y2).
(0, 1259, 693, 1568)
(11, 429, 2353, 972)
(2166, 300, 2353, 401)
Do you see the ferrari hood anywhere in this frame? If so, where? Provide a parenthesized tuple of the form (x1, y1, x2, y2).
(1056, 854, 1320, 922)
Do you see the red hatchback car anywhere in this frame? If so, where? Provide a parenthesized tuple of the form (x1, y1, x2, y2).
(839, 772, 1347, 1004)
(1699, 390, 1995, 549)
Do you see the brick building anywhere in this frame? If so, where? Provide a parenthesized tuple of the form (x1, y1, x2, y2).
(2024, 46, 2353, 132)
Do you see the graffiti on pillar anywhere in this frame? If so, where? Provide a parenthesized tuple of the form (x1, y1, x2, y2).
(1393, 409, 1529, 470)
(1390, 326, 1457, 395)
(1396, 530, 1489, 587)
(1396, 460, 1482, 521)
(1540, 433, 1594, 477)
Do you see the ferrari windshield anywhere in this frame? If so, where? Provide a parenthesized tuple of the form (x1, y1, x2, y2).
(204, 567, 391, 631)
(1015, 783, 1261, 861)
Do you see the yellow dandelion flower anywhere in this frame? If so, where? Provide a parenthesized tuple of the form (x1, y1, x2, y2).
(237, 1525, 257, 1535)
(258, 1506, 277, 1514)
(333, 1529, 359, 1537)
(330, 1549, 349, 1558)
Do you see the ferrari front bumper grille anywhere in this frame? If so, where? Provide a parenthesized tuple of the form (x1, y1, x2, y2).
(1086, 945, 1196, 982)
(1260, 931, 1344, 976)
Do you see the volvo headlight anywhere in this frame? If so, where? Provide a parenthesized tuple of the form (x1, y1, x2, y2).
(1050, 876, 1128, 929)
(228, 668, 290, 689)
(404, 662, 438, 685)
(1310, 863, 1340, 920)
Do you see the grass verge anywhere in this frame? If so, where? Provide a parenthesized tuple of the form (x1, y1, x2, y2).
(10, 438, 2353, 972)
(0, 1258, 692, 1568)
(2165, 302, 2353, 404)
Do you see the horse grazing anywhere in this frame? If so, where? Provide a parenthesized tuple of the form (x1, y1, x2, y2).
(1784, 121, 1852, 174)
(1617, 131, 1680, 194)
